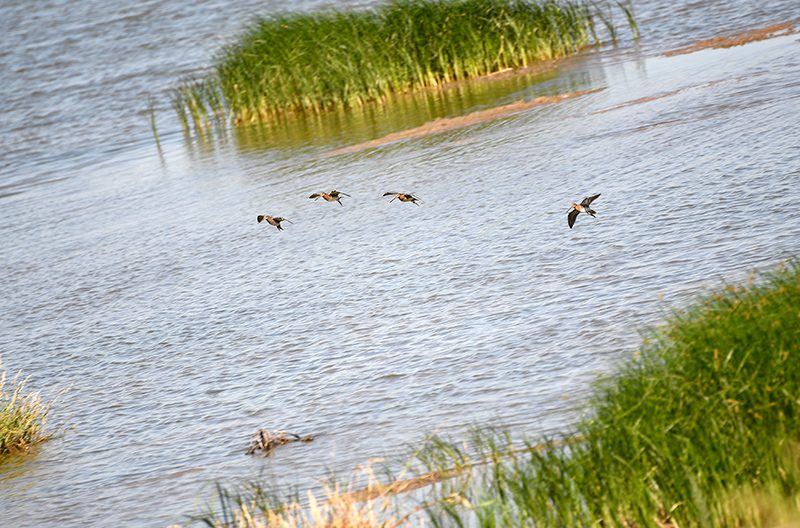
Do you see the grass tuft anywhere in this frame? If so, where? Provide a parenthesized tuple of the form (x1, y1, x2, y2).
(0, 359, 61, 456)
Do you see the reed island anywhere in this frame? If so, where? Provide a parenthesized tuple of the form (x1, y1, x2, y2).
(171, 0, 636, 132)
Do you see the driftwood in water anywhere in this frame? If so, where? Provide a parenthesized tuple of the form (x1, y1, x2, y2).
(246, 429, 313, 457)
(343, 435, 588, 502)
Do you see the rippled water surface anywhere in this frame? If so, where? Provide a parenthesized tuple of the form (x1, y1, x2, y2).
(1, 0, 799, 526)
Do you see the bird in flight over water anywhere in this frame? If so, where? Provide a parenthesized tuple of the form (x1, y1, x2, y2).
(383, 192, 420, 206)
(309, 190, 350, 206)
(257, 215, 292, 231)
(567, 193, 600, 229)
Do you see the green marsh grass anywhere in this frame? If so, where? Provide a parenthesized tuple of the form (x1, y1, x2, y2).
(410, 261, 800, 527)
(172, 0, 637, 130)
(0, 359, 59, 456)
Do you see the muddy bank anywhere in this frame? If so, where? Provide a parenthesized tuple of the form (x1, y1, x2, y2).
(663, 23, 795, 57)
(325, 89, 604, 156)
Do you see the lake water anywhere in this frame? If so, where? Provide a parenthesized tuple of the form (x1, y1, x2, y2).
(1, 0, 799, 526)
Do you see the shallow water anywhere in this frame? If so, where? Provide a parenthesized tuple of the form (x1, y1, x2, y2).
(1, 0, 800, 526)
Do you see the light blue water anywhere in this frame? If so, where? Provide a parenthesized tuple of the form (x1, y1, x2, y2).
(1, 1, 799, 526)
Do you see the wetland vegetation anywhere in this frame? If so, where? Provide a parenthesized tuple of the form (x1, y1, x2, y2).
(171, 0, 637, 133)
(188, 261, 800, 527)
(0, 360, 59, 456)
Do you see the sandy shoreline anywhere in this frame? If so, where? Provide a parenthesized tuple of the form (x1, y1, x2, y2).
(663, 22, 795, 56)
(324, 88, 605, 156)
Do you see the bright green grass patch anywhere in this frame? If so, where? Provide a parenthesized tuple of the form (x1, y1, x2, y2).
(0, 360, 59, 456)
(411, 261, 800, 527)
(172, 0, 637, 130)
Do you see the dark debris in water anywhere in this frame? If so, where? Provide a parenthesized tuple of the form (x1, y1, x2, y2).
(246, 429, 313, 457)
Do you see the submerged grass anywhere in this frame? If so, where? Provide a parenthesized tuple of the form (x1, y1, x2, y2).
(172, 0, 637, 129)
(0, 359, 60, 456)
(146, 95, 163, 151)
(186, 262, 800, 526)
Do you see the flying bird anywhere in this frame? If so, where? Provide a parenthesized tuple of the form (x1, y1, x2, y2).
(309, 190, 350, 206)
(257, 215, 292, 231)
(567, 193, 600, 229)
(383, 192, 420, 206)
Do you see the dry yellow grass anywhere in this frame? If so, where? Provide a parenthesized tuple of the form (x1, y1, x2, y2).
(173, 458, 473, 528)
(0, 358, 62, 455)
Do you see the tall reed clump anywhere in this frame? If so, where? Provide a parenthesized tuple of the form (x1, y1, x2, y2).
(172, 0, 636, 129)
(0, 360, 59, 456)
(411, 261, 800, 527)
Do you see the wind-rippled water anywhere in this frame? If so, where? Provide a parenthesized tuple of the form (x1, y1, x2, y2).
(1, 0, 799, 526)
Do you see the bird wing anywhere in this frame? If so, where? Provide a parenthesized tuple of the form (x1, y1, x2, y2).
(581, 193, 600, 206)
(257, 215, 266, 223)
(309, 193, 321, 199)
(383, 192, 396, 197)
(331, 190, 350, 197)
(568, 209, 579, 229)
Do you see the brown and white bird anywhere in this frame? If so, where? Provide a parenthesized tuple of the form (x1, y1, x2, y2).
(257, 215, 292, 231)
(383, 192, 420, 206)
(567, 193, 600, 229)
(309, 190, 350, 206)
